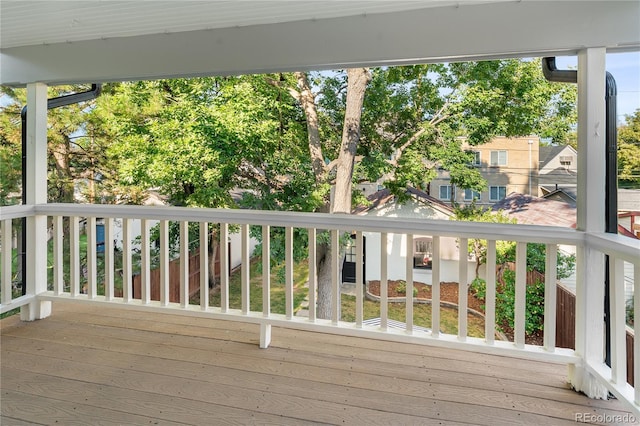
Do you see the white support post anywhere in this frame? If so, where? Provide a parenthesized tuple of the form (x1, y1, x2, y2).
(86, 217, 97, 299)
(514, 242, 527, 349)
(52, 217, 63, 296)
(70, 217, 80, 297)
(308, 228, 317, 322)
(610, 257, 626, 385)
(635, 262, 640, 405)
(485, 240, 496, 345)
(458, 238, 468, 341)
(355, 231, 363, 328)
(180, 221, 189, 308)
(285, 227, 293, 320)
(141, 219, 151, 304)
(331, 229, 340, 325)
(569, 47, 608, 400)
(241, 224, 250, 315)
(199, 222, 208, 310)
(544, 244, 557, 351)
(262, 225, 271, 318)
(159, 220, 169, 306)
(260, 323, 272, 349)
(220, 223, 229, 313)
(380, 232, 388, 331)
(1, 220, 12, 304)
(21, 82, 51, 320)
(405, 234, 414, 334)
(104, 218, 114, 301)
(122, 218, 132, 303)
(431, 236, 441, 337)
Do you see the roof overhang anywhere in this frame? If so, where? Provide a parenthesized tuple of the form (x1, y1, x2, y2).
(2, 1, 639, 86)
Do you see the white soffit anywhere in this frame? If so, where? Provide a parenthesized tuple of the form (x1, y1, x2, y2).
(0, 0, 485, 48)
(1, 1, 638, 86)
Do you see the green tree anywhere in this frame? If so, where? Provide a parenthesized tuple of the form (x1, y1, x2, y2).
(618, 109, 640, 187)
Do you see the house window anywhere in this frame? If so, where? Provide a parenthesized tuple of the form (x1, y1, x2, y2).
(413, 237, 433, 269)
(489, 186, 507, 201)
(439, 185, 453, 200)
(464, 189, 481, 201)
(468, 150, 481, 166)
(344, 238, 356, 263)
(490, 150, 507, 166)
(559, 155, 573, 166)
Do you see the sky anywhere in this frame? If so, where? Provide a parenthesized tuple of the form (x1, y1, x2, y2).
(556, 51, 640, 124)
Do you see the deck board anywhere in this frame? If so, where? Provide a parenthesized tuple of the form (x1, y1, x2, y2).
(1, 301, 635, 425)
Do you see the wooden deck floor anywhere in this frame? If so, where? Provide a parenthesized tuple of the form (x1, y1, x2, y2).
(1, 302, 635, 425)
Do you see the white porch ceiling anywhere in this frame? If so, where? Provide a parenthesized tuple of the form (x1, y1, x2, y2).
(1, 1, 639, 86)
(1, 0, 473, 49)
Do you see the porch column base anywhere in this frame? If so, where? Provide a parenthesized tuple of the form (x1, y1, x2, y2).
(260, 324, 272, 349)
(20, 300, 52, 321)
(568, 364, 609, 400)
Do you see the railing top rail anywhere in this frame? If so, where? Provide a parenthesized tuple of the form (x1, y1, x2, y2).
(0, 204, 34, 220)
(36, 203, 584, 245)
(585, 232, 640, 264)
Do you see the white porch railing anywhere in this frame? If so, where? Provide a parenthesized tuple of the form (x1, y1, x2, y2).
(1, 203, 639, 416)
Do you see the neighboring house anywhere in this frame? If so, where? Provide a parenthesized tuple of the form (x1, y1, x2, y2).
(538, 144, 577, 201)
(430, 136, 540, 206)
(351, 188, 476, 285)
(491, 192, 577, 228)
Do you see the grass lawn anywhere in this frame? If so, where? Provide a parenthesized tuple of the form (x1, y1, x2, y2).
(210, 255, 485, 338)
(341, 294, 485, 338)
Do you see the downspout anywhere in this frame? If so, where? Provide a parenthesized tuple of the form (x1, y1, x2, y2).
(19, 84, 102, 295)
(542, 57, 617, 367)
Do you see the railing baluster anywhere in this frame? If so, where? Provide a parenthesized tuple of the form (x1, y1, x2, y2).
(380, 232, 388, 331)
(544, 243, 557, 351)
(104, 218, 114, 301)
(1, 219, 12, 304)
(308, 228, 317, 323)
(241, 224, 250, 315)
(611, 256, 626, 385)
(220, 223, 229, 313)
(159, 220, 169, 306)
(141, 219, 151, 304)
(406, 234, 414, 334)
(122, 218, 132, 303)
(431, 236, 440, 337)
(52, 216, 63, 296)
(331, 229, 340, 325)
(199, 222, 209, 310)
(458, 237, 468, 340)
(87, 216, 97, 299)
(285, 226, 293, 320)
(70, 216, 80, 297)
(634, 262, 640, 405)
(262, 225, 271, 318)
(355, 231, 363, 328)
(179, 221, 189, 308)
(514, 241, 527, 348)
(485, 240, 497, 345)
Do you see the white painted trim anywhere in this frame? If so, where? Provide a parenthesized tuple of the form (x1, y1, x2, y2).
(159, 220, 169, 306)
(1, 220, 12, 305)
(285, 226, 293, 320)
(514, 242, 527, 349)
(308, 228, 316, 323)
(219, 223, 229, 313)
(431, 236, 441, 338)
(104, 218, 114, 301)
(544, 244, 557, 352)
(180, 221, 189, 309)
(458, 238, 468, 340)
(35, 204, 584, 245)
(262, 225, 270, 318)
(199, 222, 208, 311)
(485, 240, 496, 345)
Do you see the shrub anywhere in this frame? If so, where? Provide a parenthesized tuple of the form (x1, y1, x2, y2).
(395, 280, 418, 297)
(470, 272, 545, 336)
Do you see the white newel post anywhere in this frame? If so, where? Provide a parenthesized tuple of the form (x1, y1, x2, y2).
(21, 82, 52, 321)
(569, 47, 608, 399)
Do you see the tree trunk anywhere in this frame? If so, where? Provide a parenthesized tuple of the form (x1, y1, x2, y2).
(332, 68, 370, 214)
(208, 229, 219, 288)
(295, 72, 325, 181)
(316, 68, 371, 319)
(315, 241, 333, 319)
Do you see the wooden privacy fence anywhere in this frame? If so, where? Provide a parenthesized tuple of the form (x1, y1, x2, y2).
(131, 251, 213, 303)
(555, 284, 635, 386)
